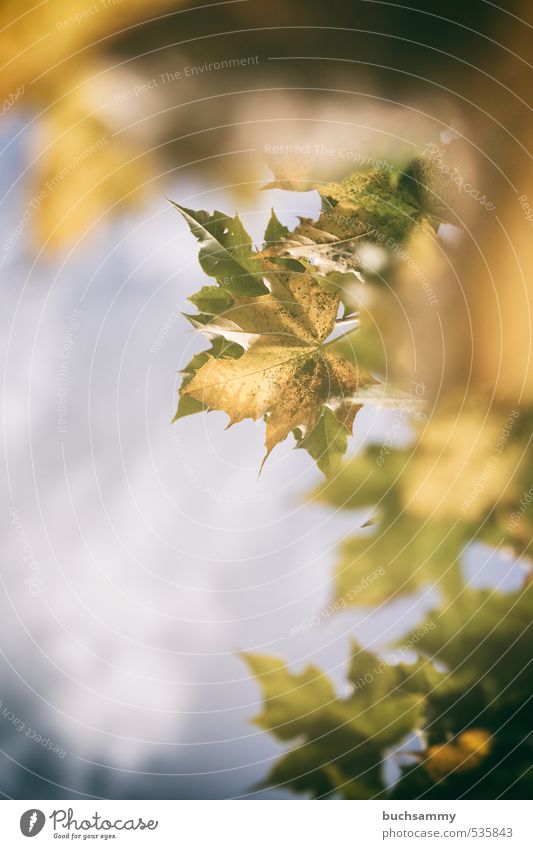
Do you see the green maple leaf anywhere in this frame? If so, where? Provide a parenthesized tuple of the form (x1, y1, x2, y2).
(391, 586, 533, 799)
(293, 406, 352, 479)
(263, 208, 289, 247)
(335, 517, 466, 606)
(266, 168, 424, 248)
(171, 203, 268, 296)
(417, 586, 533, 700)
(243, 646, 430, 799)
(313, 445, 466, 604)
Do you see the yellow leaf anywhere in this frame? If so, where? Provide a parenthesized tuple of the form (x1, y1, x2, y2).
(404, 406, 522, 521)
(183, 338, 366, 457)
(181, 265, 371, 459)
(0, 0, 179, 247)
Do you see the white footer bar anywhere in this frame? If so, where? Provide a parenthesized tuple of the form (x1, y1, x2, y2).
(0, 799, 529, 848)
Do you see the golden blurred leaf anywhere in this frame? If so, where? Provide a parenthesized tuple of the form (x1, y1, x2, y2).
(424, 729, 493, 781)
(404, 407, 523, 522)
(1, 0, 179, 247)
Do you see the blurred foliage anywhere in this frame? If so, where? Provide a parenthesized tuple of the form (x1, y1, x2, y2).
(1, 0, 523, 249)
(245, 397, 533, 798)
(177, 153, 533, 798)
(1, 0, 180, 246)
(243, 647, 434, 799)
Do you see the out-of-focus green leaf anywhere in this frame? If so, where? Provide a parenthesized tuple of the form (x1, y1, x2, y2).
(243, 646, 432, 798)
(336, 519, 466, 606)
(294, 406, 351, 479)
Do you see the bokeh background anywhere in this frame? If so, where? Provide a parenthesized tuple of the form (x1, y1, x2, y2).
(0, 0, 531, 798)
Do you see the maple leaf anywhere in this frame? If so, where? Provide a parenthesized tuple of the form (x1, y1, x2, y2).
(263, 208, 290, 247)
(174, 206, 373, 470)
(391, 586, 533, 799)
(266, 167, 425, 248)
(313, 444, 467, 605)
(403, 405, 524, 522)
(172, 204, 268, 297)
(293, 406, 352, 479)
(243, 645, 430, 798)
(171, 164, 446, 472)
(173, 337, 243, 422)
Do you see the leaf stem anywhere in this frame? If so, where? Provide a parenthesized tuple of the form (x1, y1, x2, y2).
(322, 326, 360, 350)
